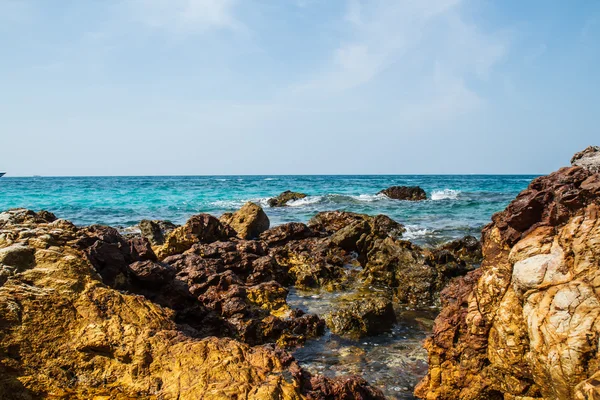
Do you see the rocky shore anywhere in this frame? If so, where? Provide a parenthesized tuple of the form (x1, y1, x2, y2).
(0, 147, 598, 399)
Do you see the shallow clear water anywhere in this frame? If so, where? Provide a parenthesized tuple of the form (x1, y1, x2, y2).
(0, 175, 534, 245)
(288, 288, 437, 399)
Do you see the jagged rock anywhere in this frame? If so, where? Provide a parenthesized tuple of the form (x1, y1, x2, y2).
(154, 214, 236, 259)
(378, 186, 427, 201)
(571, 145, 600, 172)
(268, 190, 307, 207)
(428, 235, 483, 267)
(259, 222, 316, 246)
(0, 212, 385, 400)
(325, 292, 396, 338)
(0, 208, 56, 228)
(220, 202, 270, 239)
(416, 148, 600, 400)
(139, 219, 177, 245)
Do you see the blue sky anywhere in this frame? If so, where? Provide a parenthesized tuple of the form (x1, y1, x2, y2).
(1, 0, 598, 176)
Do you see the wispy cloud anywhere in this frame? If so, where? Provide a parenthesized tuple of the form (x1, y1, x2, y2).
(125, 0, 244, 33)
(288, 0, 508, 122)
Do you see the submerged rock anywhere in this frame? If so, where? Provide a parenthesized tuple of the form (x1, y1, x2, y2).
(220, 201, 270, 239)
(325, 292, 396, 338)
(378, 186, 427, 201)
(139, 219, 177, 246)
(268, 190, 307, 207)
(416, 147, 600, 400)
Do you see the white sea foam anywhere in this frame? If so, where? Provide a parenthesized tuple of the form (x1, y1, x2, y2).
(349, 193, 387, 202)
(403, 225, 433, 240)
(210, 199, 246, 208)
(286, 196, 323, 207)
(264, 178, 278, 181)
(431, 189, 461, 200)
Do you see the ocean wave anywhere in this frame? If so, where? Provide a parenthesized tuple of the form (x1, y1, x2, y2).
(349, 193, 387, 202)
(403, 225, 433, 240)
(431, 189, 461, 200)
(264, 178, 278, 181)
(286, 196, 323, 207)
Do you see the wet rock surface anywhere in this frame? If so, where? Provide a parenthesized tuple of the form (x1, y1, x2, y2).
(378, 186, 427, 201)
(416, 150, 600, 399)
(139, 219, 177, 245)
(268, 190, 308, 207)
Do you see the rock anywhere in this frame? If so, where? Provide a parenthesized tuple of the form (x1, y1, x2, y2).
(0, 244, 35, 269)
(220, 202, 270, 239)
(571, 145, 600, 172)
(0, 212, 384, 399)
(155, 214, 236, 259)
(0, 208, 56, 228)
(429, 235, 483, 267)
(309, 211, 405, 238)
(259, 222, 315, 246)
(378, 186, 427, 201)
(139, 219, 177, 245)
(325, 293, 396, 338)
(268, 190, 307, 207)
(415, 148, 600, 400)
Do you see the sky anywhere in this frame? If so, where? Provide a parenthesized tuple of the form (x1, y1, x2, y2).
(1, 0, 599, 176)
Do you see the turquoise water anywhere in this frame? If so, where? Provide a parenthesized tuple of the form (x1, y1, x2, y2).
(0, 175, 534, 244)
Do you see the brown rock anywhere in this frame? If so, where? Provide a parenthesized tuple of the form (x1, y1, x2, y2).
(0, 212, 384, 400)
(220, 202, 270, 239)
(416, 148, 600, 400)
(268, 190, 307, 207)
(155, 214, 236, 259)
(378, 186, 427, 201)
(139, 219, 177, 245)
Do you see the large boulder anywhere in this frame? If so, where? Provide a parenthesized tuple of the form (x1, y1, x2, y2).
(415, 148, 600, 400)
(268, 190, 307, 207)
(220, 202, 270, 239)
(378, 186, 427, 201)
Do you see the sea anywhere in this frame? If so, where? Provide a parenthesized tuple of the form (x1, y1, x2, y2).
(0, 174, 536, 398)
(0, 175, 535, 245)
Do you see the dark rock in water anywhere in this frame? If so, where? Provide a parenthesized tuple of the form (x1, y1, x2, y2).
(219, 202, 270, 239)
(308, 211, 405, 238)
(416, 148, 600, 400)
(378, 186, 427, 201)
(325, 293, 396, 338)
(571, 145, 600, 172)
(139, 219, 177, 246)
(430, 235, 483, 267)
(268, 190, 307, 207)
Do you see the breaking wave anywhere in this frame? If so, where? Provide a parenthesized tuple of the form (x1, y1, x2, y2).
(431, 189, 461, 200)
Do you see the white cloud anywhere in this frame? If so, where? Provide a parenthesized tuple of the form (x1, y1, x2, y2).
(288, 0, 508, 123)
(126, 0, 243, 33)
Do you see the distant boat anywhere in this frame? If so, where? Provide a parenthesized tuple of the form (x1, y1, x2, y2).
(0, 172, 5, 178)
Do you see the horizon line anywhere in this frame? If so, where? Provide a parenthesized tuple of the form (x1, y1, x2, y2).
(0, 173, 544, 178)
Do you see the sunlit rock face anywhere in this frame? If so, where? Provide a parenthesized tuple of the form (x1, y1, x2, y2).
(0, 209, 385, 399)
(416, 147, 600, 400)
